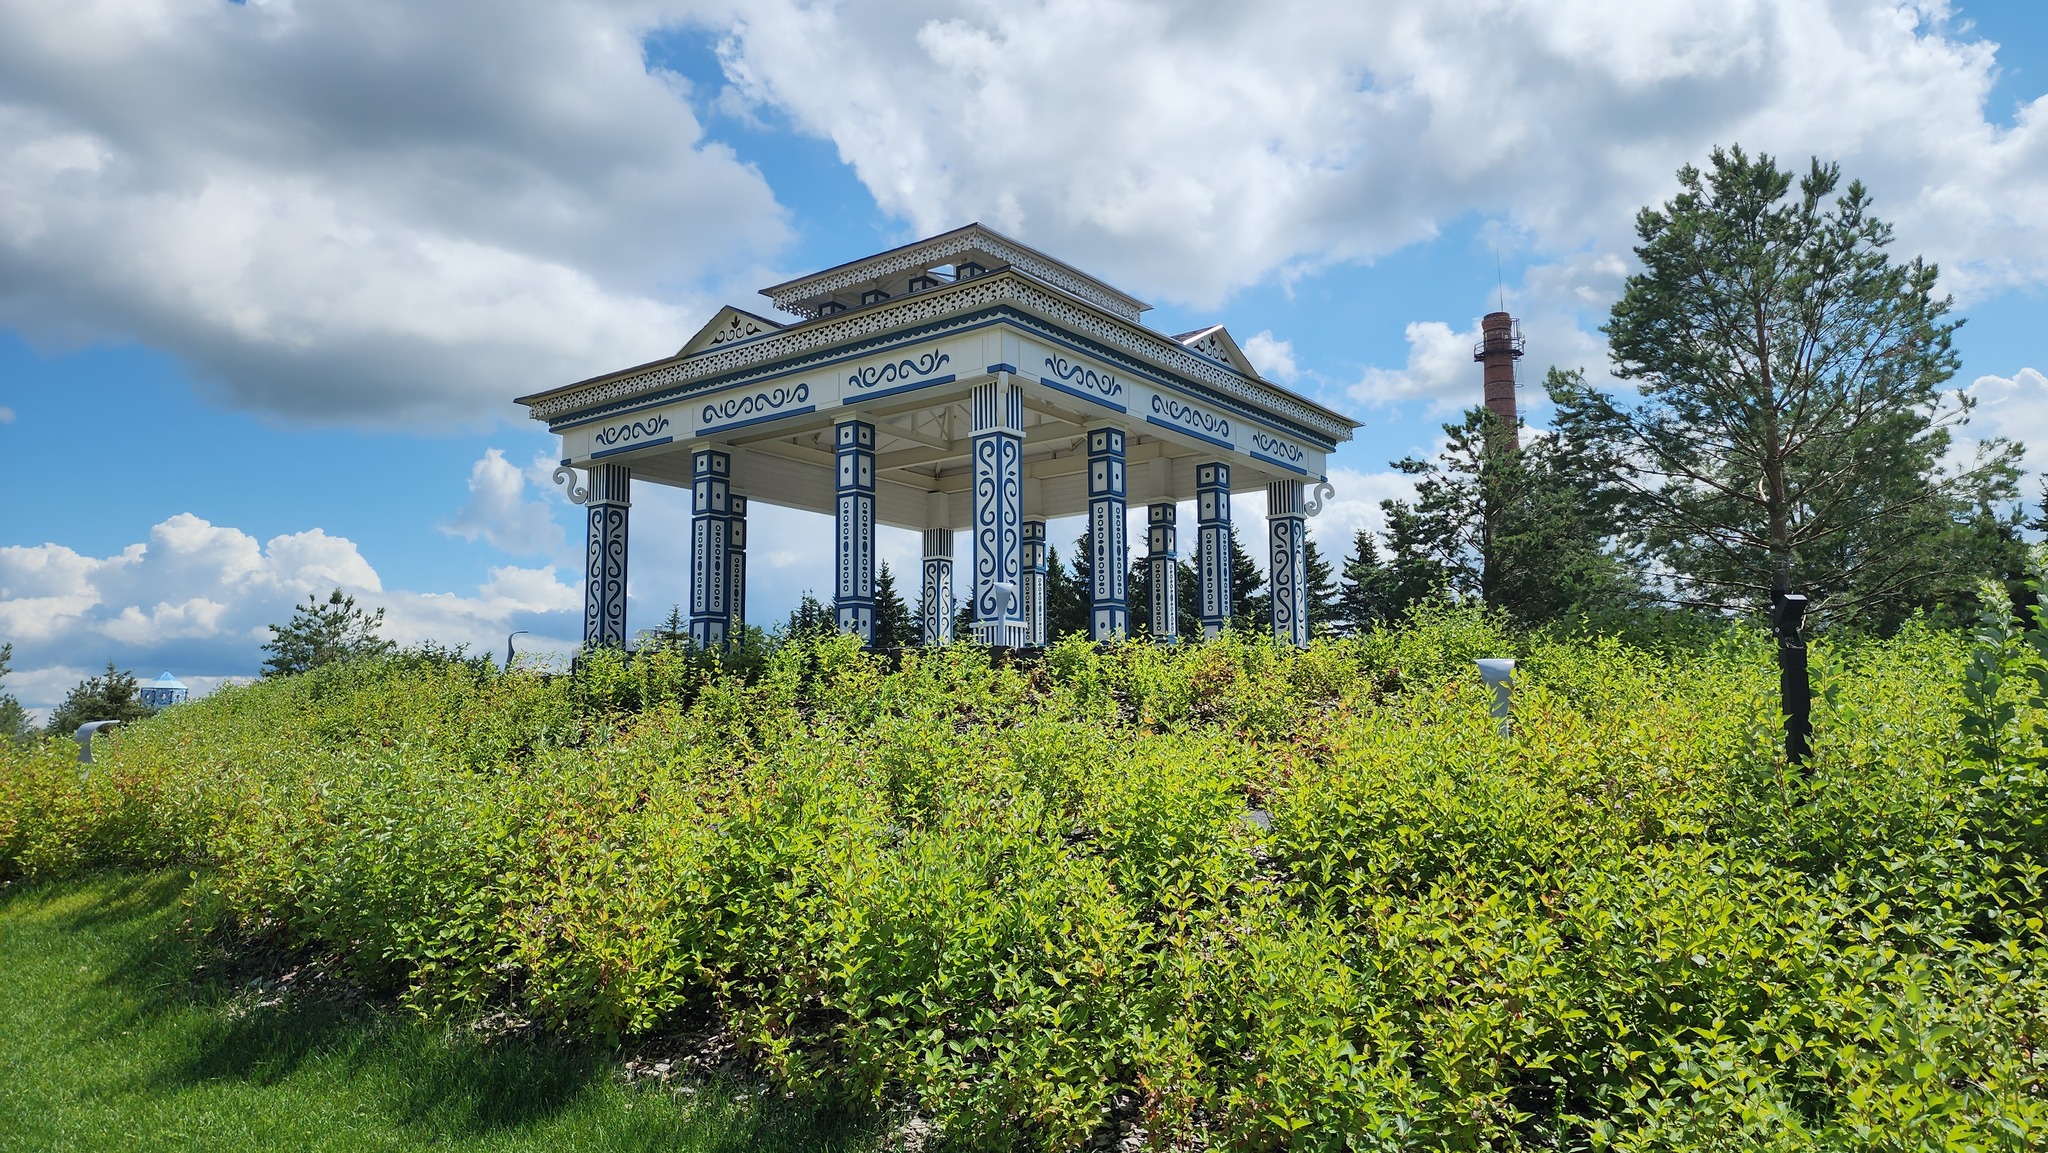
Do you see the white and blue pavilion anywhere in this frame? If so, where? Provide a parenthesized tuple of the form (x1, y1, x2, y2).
(137, 672, 189, 708)
(519, 225, 1361, 651)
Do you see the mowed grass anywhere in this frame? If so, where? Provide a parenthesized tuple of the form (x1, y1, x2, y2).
(0, 871, 883, 1153)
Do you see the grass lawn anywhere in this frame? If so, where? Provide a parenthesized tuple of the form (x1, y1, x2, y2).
(0, 871, 883, 1153)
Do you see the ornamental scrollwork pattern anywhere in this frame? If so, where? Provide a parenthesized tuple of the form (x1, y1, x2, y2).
(1304, 479, 1337, 517)
(701, 383, 810, 424)
(552, 466, 590, 505)
(1044, 356, 1123, 399)
(849, 351, 950, 389)
(1250, 430, 1304, 463)
(1151, 394, 1231, 439)
(593, 414, 670, 447)
(528, 275, 1348, 446)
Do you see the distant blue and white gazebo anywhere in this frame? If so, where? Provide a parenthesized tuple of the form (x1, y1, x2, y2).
(521, 225, 1362, 650)
(137, 672, 188, 708)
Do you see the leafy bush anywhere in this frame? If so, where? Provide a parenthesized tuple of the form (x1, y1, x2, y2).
(5, 605, 2047, 1151)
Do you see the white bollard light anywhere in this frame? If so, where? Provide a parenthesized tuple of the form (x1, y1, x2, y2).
(74, 719, 121, 766)
(1475, 659, 1515, 736)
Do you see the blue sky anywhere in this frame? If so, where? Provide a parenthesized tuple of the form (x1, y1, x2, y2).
(3, 0, 2046, 716)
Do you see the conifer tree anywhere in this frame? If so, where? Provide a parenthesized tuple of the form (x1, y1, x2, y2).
(46, 662, 155, 735)
(1227, 527, 1268, 633)
(1335, 528, 1398, 633)
(1047, 540, 1089, 640)
(778, 593, 836, 640)
(261, 588, 394, 677)
(0, 643, 32, 742)
(1570, 145, 2021, 626)
(652, 605, 688, 647)
(874, 561, 917, 648)
(1303, 537, 1339, 633)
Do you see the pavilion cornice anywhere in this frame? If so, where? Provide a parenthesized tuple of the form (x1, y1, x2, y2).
(520, 268, 1357, 447)
(757, 223, 1150, 322)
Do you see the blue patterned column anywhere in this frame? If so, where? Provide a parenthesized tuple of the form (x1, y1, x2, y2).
(1197, 462, 1232, 640)
(1268, 480, 1308, 647)
(1146, 502, 1178, 643)
(582, 463, 630, 649)
(971, 377, 1026, 646)
(921, 528, 954, 646)
(689, 449, 733, 650)
(1087, 428, 1128, 640)
(835, 419, 877, 645)
(1021, 520, 1048, 647)
(728, 495, 748, 638)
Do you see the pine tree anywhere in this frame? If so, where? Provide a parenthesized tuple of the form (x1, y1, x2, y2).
(778, 592, 836, 640)
(1380, 394, 1640, 627)
(1577, 145, 2021, 626)
(0, 643, 31, 743)
(1047, 541, 1089, 640)
(1303, 537, 1339, 633)
(651, 605, 688, 648)
(1335, 528, 1400, 633)
(261, 588, 395, 677)
(874, 561, 917, 648)
(46, 662, 156, 735)
(1126, 555, 1202, 640)
(1227, 526, 1268, 633)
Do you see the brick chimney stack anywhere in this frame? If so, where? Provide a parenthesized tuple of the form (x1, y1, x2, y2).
(1472, 311, 1525, 450)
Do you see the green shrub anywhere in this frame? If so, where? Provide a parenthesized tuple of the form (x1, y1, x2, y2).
(5, 609, 2046, 1150)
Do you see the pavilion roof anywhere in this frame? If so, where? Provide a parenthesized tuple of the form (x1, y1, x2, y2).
(757, 223, 1151, 322)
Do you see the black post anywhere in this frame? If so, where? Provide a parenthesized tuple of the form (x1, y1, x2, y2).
(1772, 593, 1811, 764)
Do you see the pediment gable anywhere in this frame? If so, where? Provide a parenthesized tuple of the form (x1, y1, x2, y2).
(1173, 324, 1260, 379)
(679, 306, 784, 357)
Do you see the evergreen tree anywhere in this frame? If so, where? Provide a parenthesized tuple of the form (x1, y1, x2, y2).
(1227, 526, 1268, 633)
(651, 605, 688, 647)
(874, 561, 918, 648)
(1570, 144, 2021, 626)
(778, 592, 836, 640)
(261, 588, 395, 677)
(1335, 529, 1399, 633)
(0, 643, 31, 743)
(1126, 556, 1201, 640)
(1381, 392, 1639, 627)
(1046, 541, 1089, 640)
(46, 662, 155, 735)
(1303, 537, 1339, 633)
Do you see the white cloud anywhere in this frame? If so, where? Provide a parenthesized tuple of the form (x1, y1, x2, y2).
(0, 405, 14, 423)
(718, 0, 2048, 307)
(0, 0, 789, 426)
(1307, 467, 1417, 560)
(442, 448, 569, 557)
(1351, 320, 1479, 408)
(1241, 330, 1300, 384)
(0, 513, 582, 715)
(1964, 366, 2048, 478)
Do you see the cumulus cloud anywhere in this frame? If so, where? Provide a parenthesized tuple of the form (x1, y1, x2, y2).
(718, 0, 2047, 306)
(442, 448, 569, 557)
(1964, 366, 2048, 477)
(1351, 320, 1480, 409)
(0, 405, 14, 423)
(0, 513, 582, 716)
(0, 0, 789, 426)
(1241, 330, 1300, 384)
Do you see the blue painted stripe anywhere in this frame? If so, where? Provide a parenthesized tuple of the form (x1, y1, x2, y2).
(985, 362, 1017, 374)
(553, 307, 1341, 450)
(698, 405, 815, 437)
(1145, 415, 1234, 451)
(1037, 375, 1128, 413)
(845, 373, 957, 404)
(1250, 451, 1310, 475)
(592, 435, 673, 458)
